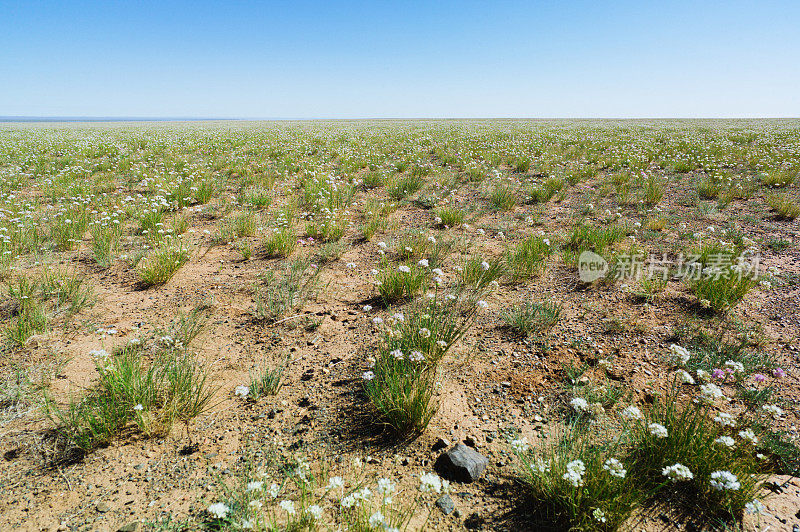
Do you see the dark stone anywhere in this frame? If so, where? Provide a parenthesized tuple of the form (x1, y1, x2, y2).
(435, 444, 489, 483)
(432, 437, 450, 452)
(435, 494, 455, 515)
(464, 512, 485, 530)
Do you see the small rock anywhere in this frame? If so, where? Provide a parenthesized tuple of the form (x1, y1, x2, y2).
(435, 494, 455, 515)
(96, 502, 111, 513)
(118, 522, 141, 532)
(435, 444, 489, 483)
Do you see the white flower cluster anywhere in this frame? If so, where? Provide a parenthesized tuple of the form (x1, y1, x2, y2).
(709, 470, 740, 491)
(669, 344, 690, 365)
(648, 423, 668, 438)
(699, 383, 725, 403)
(419, 472, 449, 493)
(510, 437, 529, 453)
(662, 463, 693, 483)
(620, 405, 643, 421)
(603, 458, 627, 478)
(562, 460, 586, 487)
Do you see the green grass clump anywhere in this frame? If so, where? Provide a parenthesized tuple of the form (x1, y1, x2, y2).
(458, 256, 506, 289)
(528, 177, 564, 203)
(247, 357, 288, 400)
(263, 227, 297, 257)
(364, 294, 478, 433)
(254, 259, 322, 322)
(511, 424, 646, 531)
(376, 261, 428, 304)
(488, 183, 518, 211)
(760, 169, 796, 188)
(766, 193, 800, 220)
(2, 272, 94, 346)
(387, 174, 425, 200)
(137, 240, 190, 286)
(46, 345, 214, 454)
(501, 301, 561, 337)
(625, 389, 766, 523)
(506, 235, 553, 281)
(434, 206, 465, 228)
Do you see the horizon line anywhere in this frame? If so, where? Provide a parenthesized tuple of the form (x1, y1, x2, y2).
(2, 116, 800, 123)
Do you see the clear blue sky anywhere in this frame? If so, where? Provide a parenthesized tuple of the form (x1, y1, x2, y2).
(2, 0, 798, 118)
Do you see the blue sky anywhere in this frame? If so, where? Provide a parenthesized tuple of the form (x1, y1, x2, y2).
(2, 0, 799, 118)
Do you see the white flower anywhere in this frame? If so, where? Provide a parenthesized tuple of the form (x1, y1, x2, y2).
(207, 502, 230, 519)
(279, 500, 296, 515)
(530, 458, 550, 474)
(738, 428, 758, 444)
(603, 458, 626, 478)
(713, 412, 736, 427)
(340, 494, 357, 508)
(669, 344, 690, 365)
(234, 385, 250, 398)
(390, 349, 405, 360)
(241, 519, 253, 530)
(363, 305, 372, 312)
(432, 268, 444, 276)
(598, 359, 612, 370)
(248, 500, 263, 510)
(648, 423, 668, 438)
(697, 369, 711, 382)
(363, 371, 375, 381)
(269, 483, 280, 498)
(762, 404, 783, 417)
(378, 241, 387, 249)
(662, 463, 693, 482)
(621, 405, 643, 420)
(398, 265, 411, 273)
(246, 481, 263, 492)
(476, 300, 488, 309)
(133, 403, 144, 411)
(418, 259, 429, 268)
(308, 504, 323, 520)
(480, 261, 490, 271)
(420, 472, 443, 493)
(710, 471, 740, 491)
(593, 508, 607, 523)
(510, 437, 529, 453)
(714, 436, 735, 448)
(377, 478, 396, 498)
(369, 511, 385, 527)
(570, 397, 590, 412)
(409, 350, 424, 362)
(327, 476, 344, 489)
(745, 500, 765, 514)
(89, 348, 110, 361)
(563, 460, 586, 487)
(346, 262, 356, 269)
(724, 360, 744, 373)
(372, 317, 383, 325)
(392, 312, 404, 322)
(699, 383, 725, 404)
(677, 370, 695, 384)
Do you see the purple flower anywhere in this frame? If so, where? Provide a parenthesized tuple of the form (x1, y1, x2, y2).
(711, 368, 726, 379)
(753, 373, 767, 383)
(773, 368, 786, 379)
